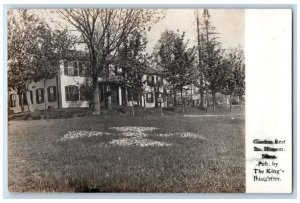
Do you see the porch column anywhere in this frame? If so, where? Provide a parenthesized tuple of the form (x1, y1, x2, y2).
(141, 94, 144, 107)
(118, 86, 122, 105)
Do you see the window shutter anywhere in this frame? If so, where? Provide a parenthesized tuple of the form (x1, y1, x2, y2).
(30, 91, 33, 104)
(53, 87, 57, 101)
(65, 86, 68, 101)
(36, 90, 39, 103)
(74, 62, 78, 76)
(47, 87, 51, 102)
(75, 86, 79, 101)
(41, 89, 44, 103)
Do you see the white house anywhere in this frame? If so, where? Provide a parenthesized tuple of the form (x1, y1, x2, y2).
(8, 58, 167, 113)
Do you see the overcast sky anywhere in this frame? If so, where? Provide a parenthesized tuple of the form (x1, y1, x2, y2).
(28, 9, 244, 53)
(145, 9, 245, 53)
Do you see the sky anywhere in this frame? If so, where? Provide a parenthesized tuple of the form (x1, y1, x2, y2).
(21, 9, 244, 53)
(145, 9, 245, 53)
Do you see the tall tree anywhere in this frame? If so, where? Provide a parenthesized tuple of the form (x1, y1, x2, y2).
(201, 9, 224, 111)
(195, 9, 206, 109)
(221, 47, 245, 110)
(57, 9, 165, 115)
(116, 30, 148, 115)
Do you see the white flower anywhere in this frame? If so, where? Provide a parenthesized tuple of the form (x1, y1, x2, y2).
(109, 137, 172, 147)
(58, 130, 111, 141)
(58, 127, 205, 147)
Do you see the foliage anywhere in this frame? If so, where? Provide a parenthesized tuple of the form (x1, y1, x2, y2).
(8, 10, 75, 111)
(116, 30, 148, 99)
(200, 9, 224, 95)
(221, 47, 245, 97)
(153, 30, 196, 105)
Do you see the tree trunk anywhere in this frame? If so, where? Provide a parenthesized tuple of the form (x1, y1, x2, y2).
(180, 88, 183, 101)
(173, 85, 176, 107)
(92, 76, 100, 115)
(190, 84, 193, 107)
(26, 91, 33, 112)
(229, 96, 232, 112)
(139, 94, 143, 107)
(154, 86, 159, 108)
(212, 92, 216, 111)
(131, 94, 135, 116)
(44, 78, 47, 110)
(196, 12, 205, 109)
(20, 93, 24, 112)
(182, 98, 185, 113)
(199, 79, 204, 108)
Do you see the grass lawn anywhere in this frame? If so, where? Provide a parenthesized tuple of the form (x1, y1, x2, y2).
(8, 105, 244, 121)
(8, 113, 245, 192)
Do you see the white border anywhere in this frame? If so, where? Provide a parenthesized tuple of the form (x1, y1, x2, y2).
(245, 9, 292, 193)
(0, 0, 298, 202)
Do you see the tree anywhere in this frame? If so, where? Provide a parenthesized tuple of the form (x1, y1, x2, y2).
(57, 9, 165, 115)
(8, 10, 73, 112)
(154, 30, 195, 107)
(201, 9, 224, 111)
(221, 47, 245, 110)
(116, 30, 148, 115)
(195, 9, 206, 109)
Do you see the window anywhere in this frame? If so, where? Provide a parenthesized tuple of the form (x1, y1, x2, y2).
(73, 62, 78, 76)
(36, 88, 44, 104)
(48, 86, 57, 102)
(65, 86, 79, 101)
(9, 94, 16, 107)
(146, 75, 154, 86)
(64, 61, 79, 76)
(146, 93, 154, 103)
